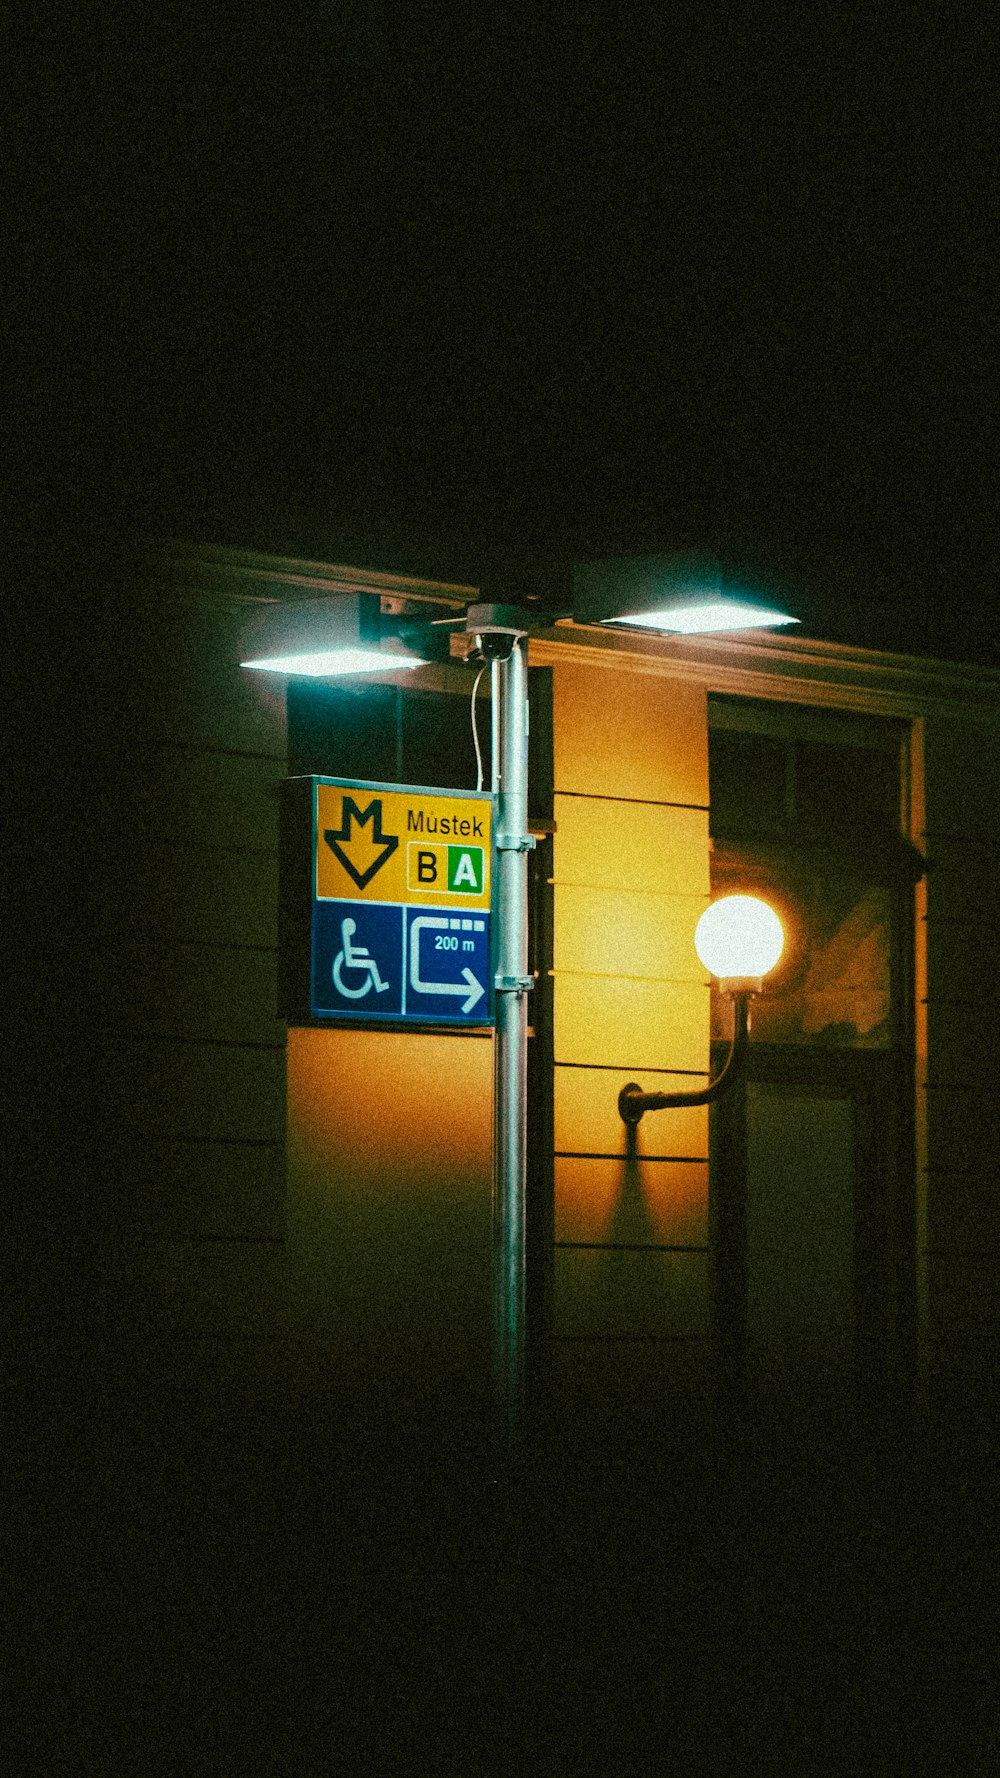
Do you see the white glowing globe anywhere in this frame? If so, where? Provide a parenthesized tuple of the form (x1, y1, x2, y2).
(694, 895, 784, 981)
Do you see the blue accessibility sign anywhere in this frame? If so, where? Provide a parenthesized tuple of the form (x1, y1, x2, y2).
(311, 898, 491, 1025)
(312, 901, 405, 1019)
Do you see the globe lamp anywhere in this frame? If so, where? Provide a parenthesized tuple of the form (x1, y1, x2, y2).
(694, 894, 784, 993)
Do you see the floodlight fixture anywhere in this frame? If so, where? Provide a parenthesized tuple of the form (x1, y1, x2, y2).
(573, 553, 799, 635)
(240, 592, 430, 678)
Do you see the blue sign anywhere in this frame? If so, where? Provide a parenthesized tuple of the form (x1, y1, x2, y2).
(405, 907, 490, 1021)
(312, 900, 405, 1019)
(312, 898, 492, 1025)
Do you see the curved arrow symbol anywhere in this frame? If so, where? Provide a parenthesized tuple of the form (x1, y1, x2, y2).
(410, 916, 485, 1015)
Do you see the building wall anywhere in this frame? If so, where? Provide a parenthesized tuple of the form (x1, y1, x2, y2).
(111, 547, 1000, 1446)
(546, 660, 713, 1444)
(283, 1025, 492, 1433)
(116, 552, 495, 1444)
(113, 563, 290, 1417)
(918, 715, 1000, 1413)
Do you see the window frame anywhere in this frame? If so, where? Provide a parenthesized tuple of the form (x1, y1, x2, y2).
(707, 694, 919, 1430)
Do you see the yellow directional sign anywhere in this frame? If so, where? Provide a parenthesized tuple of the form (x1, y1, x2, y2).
(315, 781, 492, 911)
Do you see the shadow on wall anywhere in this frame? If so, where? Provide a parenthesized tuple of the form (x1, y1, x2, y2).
(282, 1025, 495, 1440)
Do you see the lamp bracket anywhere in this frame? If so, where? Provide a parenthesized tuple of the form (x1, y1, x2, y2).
(618, 990, 751, 1122)
(464, 602, 532, 637)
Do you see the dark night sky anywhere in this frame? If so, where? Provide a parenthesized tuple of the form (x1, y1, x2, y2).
(23, 5, 999, 664)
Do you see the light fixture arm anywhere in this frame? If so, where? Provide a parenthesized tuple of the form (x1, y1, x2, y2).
(618, 991, 751, 1124)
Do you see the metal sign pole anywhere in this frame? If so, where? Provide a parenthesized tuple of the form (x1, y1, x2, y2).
(492, 633, 531, 1464)
(465, 603, 533, 1471)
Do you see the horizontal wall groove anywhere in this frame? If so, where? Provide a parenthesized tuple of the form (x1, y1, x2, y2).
(140, 1234, 284, 1247)
(165, 544, 476, 603)
(555, 1241, 709, 1253)
(549, 1333, 706, 1345)
(151, 1137, 284, 1152)
(555, 1150, 708, 1164)
(549, 967, 708, 987)
(141, 1333, 284, 1350)
(138, 939, 279, 956)
(921, 915, 983, 926)
(152, 841, 279, 860)
(154, 740, 287, 766)
(533, 624, 1000, 700)
(924, 1245, 1000, 1257)
(921, 832, 999, 848)
(150, 1137, 284, 1149)
(555, 1060, 708, 1078)
(138, 1033, 287, 1052)
(922, 1164, 982, 1175)
(554, 789, 710, 812)
(80, 1032, 285, 1053)
(548, 879, 709, 900)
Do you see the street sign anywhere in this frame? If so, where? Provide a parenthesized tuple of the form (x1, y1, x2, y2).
(279, 776, 494, 1027)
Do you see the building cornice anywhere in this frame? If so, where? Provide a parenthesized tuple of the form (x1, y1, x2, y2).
(150, 540, 478, 608)
(154, 540, 1000, 724)
(527, 621, 1000, 726)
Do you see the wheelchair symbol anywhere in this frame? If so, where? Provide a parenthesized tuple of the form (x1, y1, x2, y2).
(332, 918, 390, 999)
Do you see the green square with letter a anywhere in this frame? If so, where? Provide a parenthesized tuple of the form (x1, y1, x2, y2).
(447, 845, 484, 894)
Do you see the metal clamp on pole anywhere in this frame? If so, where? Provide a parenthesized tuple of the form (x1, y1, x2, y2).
(495, 974, 534, 993)
(495, 833, 537, 852)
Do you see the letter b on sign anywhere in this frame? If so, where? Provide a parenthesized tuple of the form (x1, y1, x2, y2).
(417, 851, 437, 883)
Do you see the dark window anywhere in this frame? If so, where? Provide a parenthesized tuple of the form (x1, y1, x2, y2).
(708, 695, 909, 1051)
(708, 730, 789, 840)
(707, 696, 917, 1440)
(709, 856, 896, 1051)
(709, 695, 902, 849)
(795, 738, 899, 840)
(287, 679, 487, 790)
(286, 669, 554, 822)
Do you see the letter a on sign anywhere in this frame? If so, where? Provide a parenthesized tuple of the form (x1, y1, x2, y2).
(448, 847, 484, 893)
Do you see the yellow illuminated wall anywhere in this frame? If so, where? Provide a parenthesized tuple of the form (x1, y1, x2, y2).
(284, 1025, 493, 1406)
(547, 659, 712, 1426)
(282, 655, 713, 1429)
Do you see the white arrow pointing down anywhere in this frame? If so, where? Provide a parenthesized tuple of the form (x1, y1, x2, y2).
(410, 916, 485, 1015)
